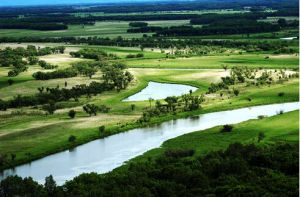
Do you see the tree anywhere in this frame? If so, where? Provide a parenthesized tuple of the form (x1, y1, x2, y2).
(148, 97, 154, 108)
(99, 125, 105, 133)
(11, 153, 16, 161)
(68, 135, 76, 142)
(42, 102, 56, 115)
(278, 18, 287, 27)
(28, 56, 39, 65)
(221, 64, 228, 71)
(44, 175, 56, 195)
(8, 79, 14, 85)
(131, 104, 136, 111)
(221, 125, 233, 133)
(83, 104, 98, 116)
(68, 110, 76, 119)
(258, 132, 265, 143)
(233, 89, 240, 96)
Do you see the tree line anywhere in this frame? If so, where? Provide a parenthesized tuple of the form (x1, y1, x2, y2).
(0, 45, 65, 76)
(0, 62, 133, 111)
(0, 36, 292, 54)
(155, 20, 280, 37)
(0, 0, 298, 16)
(0, 142, 298, 196)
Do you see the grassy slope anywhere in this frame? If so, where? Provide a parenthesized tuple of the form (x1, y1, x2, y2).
(126, 110, 299, 165)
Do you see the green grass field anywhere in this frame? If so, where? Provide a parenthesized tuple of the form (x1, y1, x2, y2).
(0, 20, 189, 38)
(125, 54, 299, 69)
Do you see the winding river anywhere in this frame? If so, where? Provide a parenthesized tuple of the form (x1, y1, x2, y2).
(0, 102, 298, 185)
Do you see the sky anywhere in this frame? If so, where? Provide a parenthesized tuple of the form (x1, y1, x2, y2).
(0, 0, 169, 7)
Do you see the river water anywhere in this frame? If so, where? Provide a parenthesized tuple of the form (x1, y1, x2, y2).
(123, 81, 198, 101)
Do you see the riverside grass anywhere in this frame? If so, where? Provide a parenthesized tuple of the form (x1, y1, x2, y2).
(124, 110, 299, 166)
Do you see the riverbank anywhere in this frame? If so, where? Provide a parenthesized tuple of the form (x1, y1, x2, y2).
(125, 109, 299, 166)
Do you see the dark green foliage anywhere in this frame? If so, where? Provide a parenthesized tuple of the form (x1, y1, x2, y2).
(83, 104, 98, 116)
(221, 124, 233, 133)
(99, 125, 105, 133)
(44, 175, 56, 195)
(164, 149, 195, 158)
(129, 22, 148, 27)
(7, 79, 13, 85)
(233, 89, 240, 96)
(155, 20, 280, 36)
(126, 53, 144, 58)
(28, 56, 39, 65)
(131, 104, 136, 111)
(102, 64, 133, 92)
(1, 143, 298, 197)
(42, 102, 56, 115)
(68, 109, 76, 119)
(32, 68, 77, 80)
(258, 132, 265, 143)
(68, 135, 76, 142)
(70, 48, 118, 61)
(38, 60, 58, 69)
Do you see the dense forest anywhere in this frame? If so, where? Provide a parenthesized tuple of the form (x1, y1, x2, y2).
(155, 20, 280, 36)
(0, 142, 298, 196)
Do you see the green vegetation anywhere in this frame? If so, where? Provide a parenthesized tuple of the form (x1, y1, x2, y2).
(1, 141, 298, 196)
(0, 1, 299, 195)
(125, 54, 299, 69)
(130, 110, 299, 163)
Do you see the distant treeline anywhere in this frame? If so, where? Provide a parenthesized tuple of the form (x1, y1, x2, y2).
(0, 6, 297, 31)
(190, 12, 267, 25)
(0, 36, 290, 52)
(0, 19, 67, 31)
(0, 0, 298, 16)
(155, 20, 280, 36)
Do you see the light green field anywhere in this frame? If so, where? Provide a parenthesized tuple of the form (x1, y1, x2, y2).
(128, 109, 299, 164)
(125, 54, 299, 69)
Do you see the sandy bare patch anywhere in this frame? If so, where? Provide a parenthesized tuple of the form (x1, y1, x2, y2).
(72, 114, 140, 129)
(39, 53, 81, 66)
(269, 54, 298, 59)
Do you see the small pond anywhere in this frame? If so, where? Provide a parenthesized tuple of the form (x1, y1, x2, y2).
(123, 82, 198, 102)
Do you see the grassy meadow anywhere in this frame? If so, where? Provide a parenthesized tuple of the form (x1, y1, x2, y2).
(125, 53, 299, 69)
